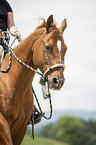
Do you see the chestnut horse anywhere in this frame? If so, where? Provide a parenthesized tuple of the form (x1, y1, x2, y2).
(0, 15, 67, 145)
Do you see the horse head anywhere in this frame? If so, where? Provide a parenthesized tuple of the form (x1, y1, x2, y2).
(33, 15, 67, 90)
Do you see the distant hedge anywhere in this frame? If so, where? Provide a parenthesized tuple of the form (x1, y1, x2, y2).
(39, 116, 96, 145)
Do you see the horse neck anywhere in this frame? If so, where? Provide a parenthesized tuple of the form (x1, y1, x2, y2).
(14, 28, 44, 67)
(2, 28, 45, 93)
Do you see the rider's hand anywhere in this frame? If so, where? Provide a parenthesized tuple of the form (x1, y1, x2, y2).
(14, 31, 22, 42)
(9, 25, 22, 42)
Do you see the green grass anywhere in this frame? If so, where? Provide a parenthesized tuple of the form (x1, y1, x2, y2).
(21, 135, 68, 145)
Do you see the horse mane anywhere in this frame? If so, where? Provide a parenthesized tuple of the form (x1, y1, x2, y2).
(36, 19, 46, 30)
(36, 18, 57, 30)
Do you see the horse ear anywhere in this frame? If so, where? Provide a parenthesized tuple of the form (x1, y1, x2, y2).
(59, 19, 67, 34)
(46, 15, 53, 33)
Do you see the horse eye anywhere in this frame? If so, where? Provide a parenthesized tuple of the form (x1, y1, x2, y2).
(46, 46, 51, 52)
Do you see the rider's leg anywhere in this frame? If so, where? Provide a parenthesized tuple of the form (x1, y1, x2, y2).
(0, 45, 4, 67)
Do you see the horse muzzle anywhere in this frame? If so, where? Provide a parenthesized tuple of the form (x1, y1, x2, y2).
(42, 64, 65, 90)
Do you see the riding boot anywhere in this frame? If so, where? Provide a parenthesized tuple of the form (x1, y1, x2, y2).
(0, 45, 4, 67)
(34, 105, 45, 124)
(28, 105, 45, 125)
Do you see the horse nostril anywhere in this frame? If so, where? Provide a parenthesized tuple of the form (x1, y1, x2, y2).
(53, 78, 58, 84)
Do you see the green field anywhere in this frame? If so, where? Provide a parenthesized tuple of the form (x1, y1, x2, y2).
(21, 135, 68, 145)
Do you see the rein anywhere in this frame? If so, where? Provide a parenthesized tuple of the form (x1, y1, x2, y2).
(10, 39, 53, 120)
(0, 38, 16, 73)
(32, 86, 52, 120)
(0, 37, 53, 113)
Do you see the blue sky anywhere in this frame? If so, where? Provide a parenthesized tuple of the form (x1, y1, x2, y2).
(8, 0, 96, 112)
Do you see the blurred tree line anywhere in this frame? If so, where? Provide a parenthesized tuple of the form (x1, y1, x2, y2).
(38, 116, 96, 145)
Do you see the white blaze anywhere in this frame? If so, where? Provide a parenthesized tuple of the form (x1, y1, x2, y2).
(57, 40, 61, 53)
